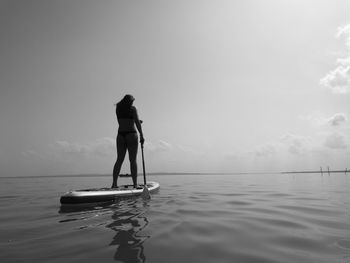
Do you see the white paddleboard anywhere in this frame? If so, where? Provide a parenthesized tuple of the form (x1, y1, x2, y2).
(60, 181, 160, 205)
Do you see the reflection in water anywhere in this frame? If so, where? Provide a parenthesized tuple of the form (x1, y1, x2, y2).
(106, 199, 150, 263)
(59, 197, 151, 263)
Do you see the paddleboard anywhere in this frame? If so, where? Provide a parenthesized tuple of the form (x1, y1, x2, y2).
(60, 181, 160, 205)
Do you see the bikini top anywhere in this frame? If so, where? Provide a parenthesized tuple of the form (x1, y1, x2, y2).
(116, 104, 135, 120)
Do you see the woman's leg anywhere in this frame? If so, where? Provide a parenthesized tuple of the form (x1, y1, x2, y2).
(112, 135, 127, 188)
(126, 133, 139, 187)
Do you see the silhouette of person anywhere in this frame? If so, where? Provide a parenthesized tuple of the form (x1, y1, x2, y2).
(108, 212, 148, 263)
(112, 95, 144, 188)
(107, 203, 150, 263)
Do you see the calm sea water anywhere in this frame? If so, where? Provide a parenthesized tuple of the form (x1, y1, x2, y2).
(0, 173, 350, 263)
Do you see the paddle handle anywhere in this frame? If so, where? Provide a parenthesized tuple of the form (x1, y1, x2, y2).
(141, 142, 147, 185)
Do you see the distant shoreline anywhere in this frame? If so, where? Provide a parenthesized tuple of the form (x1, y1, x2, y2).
(0, 172, 276, 179)
(0, 170, 348, 179)
(281, 170, 348, 174)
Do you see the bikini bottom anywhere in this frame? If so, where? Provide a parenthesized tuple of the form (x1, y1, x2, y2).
(118, 130, 137, 138)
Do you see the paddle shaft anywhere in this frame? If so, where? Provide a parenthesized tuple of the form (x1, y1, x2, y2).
(141, 142, 147, 185)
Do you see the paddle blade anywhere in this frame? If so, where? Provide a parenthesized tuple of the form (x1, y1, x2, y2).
(141, 186, 151, 200)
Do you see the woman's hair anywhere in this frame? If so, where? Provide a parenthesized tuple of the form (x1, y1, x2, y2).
(115, 94, 134, 106)
(121, 94, 135, 105)
(116, 94, 135, 118)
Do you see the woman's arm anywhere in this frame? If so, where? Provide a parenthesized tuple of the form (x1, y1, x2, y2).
(132, 107, 144, 143)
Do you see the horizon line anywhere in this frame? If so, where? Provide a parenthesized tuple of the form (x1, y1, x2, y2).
(0, 169, 348, 179)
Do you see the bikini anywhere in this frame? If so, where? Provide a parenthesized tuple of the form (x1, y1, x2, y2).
(118, 130, 137, 138)
(117, 105, 137, 138)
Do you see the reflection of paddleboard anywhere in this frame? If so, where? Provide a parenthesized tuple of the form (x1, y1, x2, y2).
(60, 181, 160, 205)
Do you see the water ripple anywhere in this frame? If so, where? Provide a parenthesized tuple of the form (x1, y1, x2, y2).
(1, 174, 350, 263)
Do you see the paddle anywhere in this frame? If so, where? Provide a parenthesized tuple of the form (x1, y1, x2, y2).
(141, 139, 151, 199)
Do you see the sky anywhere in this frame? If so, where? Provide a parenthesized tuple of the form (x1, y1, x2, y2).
(1, 0, 350, 176)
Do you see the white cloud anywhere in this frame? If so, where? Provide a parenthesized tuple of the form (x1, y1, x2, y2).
(321, 24, 350, 94)
(145, 140, 172, 153)
(280, 134, 311, 155)
(336, 57, 350, 66)
(301, 112, 348, 127)
(337, 24, 350, 49)
(327, 113, 347, 126)
(158, 140, 172, 150)
(300, 111, 325, 126)
(320, 66, 350, 94)
(92, 138, 115, 156)
(21, 150, 47, 161)
(298, 111, 350, 152)
(53, 141, 88, 155)
(52, 137, 115, 158)
(176, 145, 205, 156)
(253, 134, 313, 157)
(255, 143, 278, 157)
(18, 138, 117, 175)
(144, 140, 205, 158)
(324, 132, 348, 149)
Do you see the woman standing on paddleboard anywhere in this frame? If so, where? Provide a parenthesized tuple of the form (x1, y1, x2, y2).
(112, 95, 144, 188)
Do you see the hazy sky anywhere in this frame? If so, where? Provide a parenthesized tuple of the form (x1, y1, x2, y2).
(1, 0, 350, 176)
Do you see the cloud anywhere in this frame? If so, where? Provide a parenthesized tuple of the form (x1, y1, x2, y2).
(21, 150, 44, 159)
(144, 140, 205, 158)
(320, 66, 350, 94)
(53, 141, 89, 156)
(158, 140, 172, 150)
(253, 134, 313, 157)
(337, 24, 350, 49)
(145, 140, 172, 153)
(255, 143, 278, 157)
(320, 24, 350, 94)
(176, 145, 205, 156)
(324, 132, 348, 149)
(299, 111, 349, 151)
(327, 113, 347, 126)
(301, 112, 348, 127)
(52, 137, 115, 158)
(336, 57, 350, 66)
(300, 112, 325, 126)
(280, 134, 311, 155)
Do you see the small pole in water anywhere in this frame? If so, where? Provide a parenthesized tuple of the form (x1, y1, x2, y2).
(345, 168, 348, 175)
(327, 166, 330, 176)
(320, 167, 323, 176)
